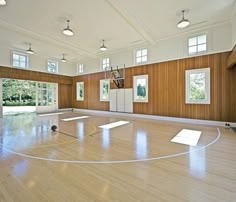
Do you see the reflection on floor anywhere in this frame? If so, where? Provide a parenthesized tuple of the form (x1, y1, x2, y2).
(61, 116, 90, 121)
(99, 121, 130, 129)
(39, 112, 64, 116)
(171, 129, 202, 146)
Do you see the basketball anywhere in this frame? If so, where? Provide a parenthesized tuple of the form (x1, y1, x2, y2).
(51, 125, 57, 131)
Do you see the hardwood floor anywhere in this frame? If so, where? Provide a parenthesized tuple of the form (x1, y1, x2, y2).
(0, 112, 235, 201)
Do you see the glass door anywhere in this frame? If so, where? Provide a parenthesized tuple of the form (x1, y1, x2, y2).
(36, 82, 58, 113)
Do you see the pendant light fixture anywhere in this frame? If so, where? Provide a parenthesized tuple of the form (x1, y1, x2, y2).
(177, 10, 190, 29)
(26, 43, 34, 54)
(0, 0, 6, 6)
(61, 54, 67, 62)
(62, 20, 74, 36)
(100, 40, 107, 51)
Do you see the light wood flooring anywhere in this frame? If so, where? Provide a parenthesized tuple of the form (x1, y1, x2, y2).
(0, 111, 235, 201)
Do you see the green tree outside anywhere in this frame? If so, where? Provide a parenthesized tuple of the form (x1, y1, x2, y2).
(2, 79, 36, 106)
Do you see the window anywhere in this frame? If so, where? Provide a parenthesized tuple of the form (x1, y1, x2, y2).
(185, 68, 210, 104)
(100, 79, 110, 101)
(188, 34, 207, 55)
(12, 52, 28, 68)
(76, 81, 84, 101)
(133, 74, 148, 102)
(102, 58, 110, 70)
(77, 64, 84, 74)
(47, 60, 58, 73)
(135, 48, 147, 64)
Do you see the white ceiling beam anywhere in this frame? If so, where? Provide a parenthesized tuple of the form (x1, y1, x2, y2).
(105, 0, 156, 45)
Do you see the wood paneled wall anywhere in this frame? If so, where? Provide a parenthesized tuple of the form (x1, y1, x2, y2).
(0, 66, 72, 84)
(72, 72, 109, 111)
(227, 45, 236, 68)
(73, 52, 236, 122)
(58, 84, 72, 109)
(0, 66, 73, 109)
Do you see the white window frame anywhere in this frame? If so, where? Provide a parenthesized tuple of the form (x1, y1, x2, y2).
(76, 81, 84, 101)
(100, 79, 110, 101)
(185, 67, 210, 104)
(133, 74, 148, 103)
(77, 64, 84, 74)
(101, 57, 110, 71)
(135, 48, 148, 64)
(188, 34, 207, 55)
(47, 60, 58, 73)
(12, 51, 29, 68)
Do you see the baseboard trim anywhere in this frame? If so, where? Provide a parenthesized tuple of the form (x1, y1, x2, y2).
(58, 108, 73, 112)
(73, 108, 236, 127)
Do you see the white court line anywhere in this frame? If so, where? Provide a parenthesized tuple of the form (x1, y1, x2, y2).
(39, 112, 64, 117)
(0, 128, 221, 164)
(99, 121, 130, 129)
(171, 129, 202, 146)
(61, 116, 89, 121)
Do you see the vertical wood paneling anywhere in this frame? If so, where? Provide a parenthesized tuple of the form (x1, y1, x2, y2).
(72, 52, 235, 122)
(0, 66, 72, 84)
(72, 72, 109, 111)
(58, 84, 72, 108)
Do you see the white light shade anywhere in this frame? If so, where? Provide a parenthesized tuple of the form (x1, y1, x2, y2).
(27, 49, 34, 54)
(177, 19, 190, 28)
(62, 28, 74, 36)
(177, 10, 190, 29)
(100, 46, 107, 51)
(0, 0, 6, 5)
(62, 20, 74, 36)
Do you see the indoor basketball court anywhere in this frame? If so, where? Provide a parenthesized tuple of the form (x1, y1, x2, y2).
(0, 111, 220, 163)
(0, 111, 235, 201)
(0, 0, 236, 201)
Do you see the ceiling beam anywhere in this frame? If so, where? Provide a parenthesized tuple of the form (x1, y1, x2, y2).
(105, 0, 156, 45)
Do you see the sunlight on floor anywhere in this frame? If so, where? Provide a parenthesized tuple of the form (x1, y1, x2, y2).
(99, 121, 130, 129)
(61, 116, 90, 121)
(171, 129, 202, 146)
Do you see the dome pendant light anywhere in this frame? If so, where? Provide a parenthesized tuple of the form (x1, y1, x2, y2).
(61, 54, 67, 62)
(26, 43, 34, 54)
(100, 40, 107, 51)
(0, 0, 6, 6)
(177, 10, 190, 28)
(62, 20, 74, 36)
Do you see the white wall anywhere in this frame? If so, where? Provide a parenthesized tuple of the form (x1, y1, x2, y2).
(0, 22, 233, 76)
(232, 10, 236, 48)
(81, 22, 232, 75)
(0, 25, 75, 76)
(75, 58, 100, 76)
(0, 47, 75, 76)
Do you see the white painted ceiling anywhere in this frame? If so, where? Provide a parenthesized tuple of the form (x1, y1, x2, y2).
(0, 0, 235, 63)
